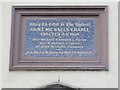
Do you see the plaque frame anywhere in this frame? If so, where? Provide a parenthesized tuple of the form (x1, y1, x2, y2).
(10, 6, 108, 71)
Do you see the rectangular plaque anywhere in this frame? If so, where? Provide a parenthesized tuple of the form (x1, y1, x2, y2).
(25, 19, 95, 57)
(10, 6, 108, 70)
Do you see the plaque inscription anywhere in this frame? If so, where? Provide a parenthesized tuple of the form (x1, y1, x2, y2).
(25, 19, 95, 57)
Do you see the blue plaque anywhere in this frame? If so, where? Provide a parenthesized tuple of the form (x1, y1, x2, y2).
(24, 19, 95, 57)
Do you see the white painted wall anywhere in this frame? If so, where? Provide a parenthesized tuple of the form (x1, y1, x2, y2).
(2, 1, 118, 88)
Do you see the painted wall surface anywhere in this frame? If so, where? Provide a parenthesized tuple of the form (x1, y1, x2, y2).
(2, 2, 118, 88)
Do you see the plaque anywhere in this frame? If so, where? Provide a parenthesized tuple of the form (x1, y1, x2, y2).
(25, 19, 95, 57)
(10, 6, 108, 70)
